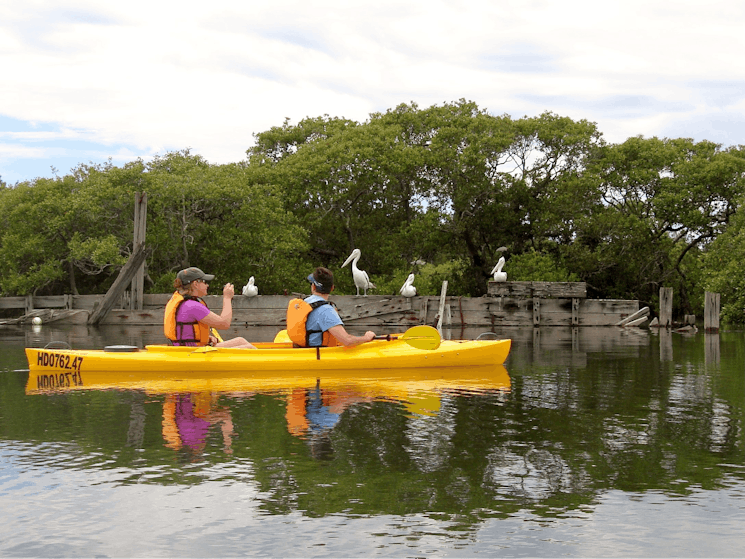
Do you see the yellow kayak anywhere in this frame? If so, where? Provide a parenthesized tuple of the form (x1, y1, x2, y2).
(25, 328, 511, 379)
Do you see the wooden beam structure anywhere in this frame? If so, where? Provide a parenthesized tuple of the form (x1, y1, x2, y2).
(130, 192, 147, 311)
(87, 242, 151, 325)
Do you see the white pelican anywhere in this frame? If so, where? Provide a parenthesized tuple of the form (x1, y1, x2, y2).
(342, 248, 376, 296)
(399, 274, 417, 297)
(242, 276, 259, 296)
(491, 257, 507, 282)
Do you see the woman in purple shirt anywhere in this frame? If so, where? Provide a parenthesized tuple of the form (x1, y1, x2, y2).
(165, 266, 255, 349)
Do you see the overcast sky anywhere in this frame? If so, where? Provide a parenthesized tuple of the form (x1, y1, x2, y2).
(2, 0, 744, 183)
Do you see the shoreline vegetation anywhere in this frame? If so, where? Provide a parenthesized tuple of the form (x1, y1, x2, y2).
(1, 101, 743, 325)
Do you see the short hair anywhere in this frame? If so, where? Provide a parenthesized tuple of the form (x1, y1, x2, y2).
(312, 267, 334, 294)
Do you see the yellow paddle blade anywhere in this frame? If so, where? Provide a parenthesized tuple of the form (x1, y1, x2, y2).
(399, 325, 441, 350)
(210, 328, 224, 343)
(191, 346, 218, 354)
(274, 329, 291, 343)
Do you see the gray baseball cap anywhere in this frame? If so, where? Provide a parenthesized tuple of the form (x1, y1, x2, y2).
(177, 267, 215, 285)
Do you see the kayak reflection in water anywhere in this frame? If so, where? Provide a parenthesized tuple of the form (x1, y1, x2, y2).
(162, 393, 234, 456)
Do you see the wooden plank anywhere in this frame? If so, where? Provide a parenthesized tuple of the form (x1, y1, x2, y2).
(615, 306, 650, 326)
(338, 298, 414, 321)
(30, 295, 70, 308)
(531, 282, 587, 298)
(143, 293, 172, 307)
(419, 297, 428, 323)
(72, 295, 103, 311)
(1, 292, 643, 327)
(488, 281, 587, 298)
(576, 299, 639, 326)
(0, 296, 31, 309)
(572, 297, 580, 326)
(88, 243, 151, 325)
(231, 294, 295, 310)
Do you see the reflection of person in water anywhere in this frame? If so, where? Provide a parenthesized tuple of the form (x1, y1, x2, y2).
(285, 381, 372, 458)
(162, 393, 233, 455)
(306, 383, 341, 433)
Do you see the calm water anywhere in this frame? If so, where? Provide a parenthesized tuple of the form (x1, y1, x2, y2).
(1, 323, 743, 557)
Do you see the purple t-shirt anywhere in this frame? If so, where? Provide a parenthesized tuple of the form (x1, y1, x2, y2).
(174, 299, 211, 346)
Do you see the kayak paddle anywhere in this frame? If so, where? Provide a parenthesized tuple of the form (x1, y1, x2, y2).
(273, 325, 441, 350)
(374, 325, 441, 350)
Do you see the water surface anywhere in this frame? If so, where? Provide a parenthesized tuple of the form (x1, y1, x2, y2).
(1, 324, 743, 557)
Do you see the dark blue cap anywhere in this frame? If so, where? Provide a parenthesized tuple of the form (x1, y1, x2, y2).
(307, 273, 324, 290)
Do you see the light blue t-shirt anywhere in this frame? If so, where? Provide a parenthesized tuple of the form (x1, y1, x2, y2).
(304, 295, 343, 347)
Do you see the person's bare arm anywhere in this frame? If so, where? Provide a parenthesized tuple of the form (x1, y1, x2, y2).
(199, 283, 234, 330)
(327, 325, 375, 347)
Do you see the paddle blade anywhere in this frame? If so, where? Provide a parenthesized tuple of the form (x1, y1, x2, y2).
(191, 346, 218, 353)
(400, 325, 441, 350)
(274, 329, 291, 343)
(210, 328, 224, 343)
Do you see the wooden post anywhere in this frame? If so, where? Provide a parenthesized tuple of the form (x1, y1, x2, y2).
(571, 297, 579, 326)
(419, 297, 428, 324)
(436, 281, 448, 335)
(131, 192, 147, 311)
(704, 292, 720, 333)
(88, 243, 151, 325)
(532, 298, 540, 326)
(659, 287, 673, 329)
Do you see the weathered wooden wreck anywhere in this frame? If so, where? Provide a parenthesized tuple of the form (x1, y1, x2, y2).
(2, 281, 641, 328)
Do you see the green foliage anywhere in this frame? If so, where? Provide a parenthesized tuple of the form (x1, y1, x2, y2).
(0, 231, 65, 295)
(0, 150, 310, 297)
(507, 249, 579, 282)
(67, 233, 127, 273)
(371, 259, 472, 297)
(577, 137, 745, 312)
(702, 196, 745, 325)
(1, 102, 743, 322)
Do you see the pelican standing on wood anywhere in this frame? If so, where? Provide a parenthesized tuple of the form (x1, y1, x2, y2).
(491, 257, 507, 282)
(342, 248, 376, 296)
(399, 274, 417, 297)
(242, 276, 259, 296)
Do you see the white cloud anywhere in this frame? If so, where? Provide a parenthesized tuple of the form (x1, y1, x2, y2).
(2, 0, 745, 181)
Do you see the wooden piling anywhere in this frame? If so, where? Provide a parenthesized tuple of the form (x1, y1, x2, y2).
(131, 192, 147, 311)
(704, 292, 720, 333)
(659, 287, 673, 328)
(436, 281, 448, 335)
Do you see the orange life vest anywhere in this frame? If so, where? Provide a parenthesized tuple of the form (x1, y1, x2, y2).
(164, 292, 211, 346)
(286, 298, 341, 347)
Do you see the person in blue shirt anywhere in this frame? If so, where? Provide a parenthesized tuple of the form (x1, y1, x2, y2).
(305, 267, 376, 347)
